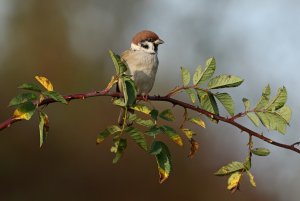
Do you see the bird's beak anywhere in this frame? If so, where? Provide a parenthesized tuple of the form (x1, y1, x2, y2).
(154, 39, 164, 45)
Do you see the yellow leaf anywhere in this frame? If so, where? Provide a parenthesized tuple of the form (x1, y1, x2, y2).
(171, 135, 183, 146)
(131, 104, 152, 114)
(35, 76, 54, 91)
(227, 172, 242, 192)
(181, 128, 194, 139)
(246, 171, 256, 187)
(104, 75, 118, 92)
(190, 117, 206, 128)
(158, 167, 169, 184)
(13, 102, 36, 120)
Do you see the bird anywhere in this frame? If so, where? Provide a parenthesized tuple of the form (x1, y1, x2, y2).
(118, 30, 164, 126)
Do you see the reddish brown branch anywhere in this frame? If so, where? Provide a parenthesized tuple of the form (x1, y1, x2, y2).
(1, 90, 300, 155)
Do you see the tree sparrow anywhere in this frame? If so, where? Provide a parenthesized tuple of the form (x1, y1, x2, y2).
(118, 30, 164, 125)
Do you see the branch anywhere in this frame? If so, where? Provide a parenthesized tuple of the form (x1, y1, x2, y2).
(1, 89, 299, 155)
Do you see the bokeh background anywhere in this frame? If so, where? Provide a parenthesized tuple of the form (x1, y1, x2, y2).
(0, 0, 300, 200)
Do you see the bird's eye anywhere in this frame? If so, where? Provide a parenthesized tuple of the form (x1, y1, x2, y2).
(141, 43, 149, 49)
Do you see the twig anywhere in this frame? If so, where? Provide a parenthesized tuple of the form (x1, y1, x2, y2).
(1, 89, 300, 155)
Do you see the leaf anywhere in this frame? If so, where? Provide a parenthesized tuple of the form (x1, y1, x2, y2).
(42, 91, 68, 104)
(39, 111, 49, 148)
(255, 85, 271, 110)
(208, 75, 244, 89)
(266, 86, 287, 111)
(197, 90, 219, 115)
(131, 104, 152, 114)
(189, 117, 206, 128)
(214, 161, 245, 176)
(180, 67, 190, 86)
(151, 141, 172, 184)
(161, 125, 183, 146)
(251, 148, 270, 156)
(145, 126, 161, 137)
(35, 76, 54, 91)
(122, 78, 137, 106)
(111, 138, 127, 164)
(125, 127, 147, 151)
(246, 171, 256, 187)
(193, 65, 202, 85)
(242, 98, 250, 111)
(113, 99, 126, 107)
(149, 140, 163, 155)
(199, 57, 216, 85)
(150, 109, 159, 120)
(18, 83, 43, 92)
(188, 138, 199, 158)
(256, 112, 288, 134)
(134, 118, 155, 128)
(13, 102, 36, 120)
(215, 93, 235, 116)
(244, 157, 251, 170)
(227, 172, 242, 192)
(181, 128, 195, 139)
(159, 109, 175, 121)
(276, 106, 292, 124)
(247, 113, 260, 127)
(185, 88, 197, 104)
(97, 125, 121, 144)
(109, 50, 127, 75)
(9, 93, 38, 107)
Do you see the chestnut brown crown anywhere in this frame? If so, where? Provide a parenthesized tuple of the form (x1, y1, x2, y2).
(132, 30, 160, 45)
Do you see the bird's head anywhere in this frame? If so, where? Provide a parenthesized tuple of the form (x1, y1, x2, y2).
(131, 30, 164, 54)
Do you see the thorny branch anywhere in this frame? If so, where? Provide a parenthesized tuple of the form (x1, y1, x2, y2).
(1, 89, 300, 154)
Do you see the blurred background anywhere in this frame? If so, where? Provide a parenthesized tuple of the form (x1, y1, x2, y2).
(0, 0, 300, 200)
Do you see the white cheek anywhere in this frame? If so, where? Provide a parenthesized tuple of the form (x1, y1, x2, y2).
(131, 42, 156, 54)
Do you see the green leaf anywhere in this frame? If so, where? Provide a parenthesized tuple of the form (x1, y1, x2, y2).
(185, 88, 197, 104)
(159, 109, 175, 121)
(247, 113, 260, 127)
(152, 141, 172, 184)
(145, 126, 161, 137)
(13, 102, 36, 120)
(181, 67, 190, 86)
(214, 161, 245, 176)
(150, 109, 159, 120)
(246, 171, 256, 187)
(134, 118, 155, 128)
(149, 140, 163, 155)
(193, 65, 202, 85)
(109, 50, 127, 75)
(111, 138, 127, 164)
(42, 91, 68, 104)
(199, 57, 216, 85)
(18, 83, 43, 92)
(242, 98, 250, 111)
(266, 86, 287, 111)
(125, 126, 147, 151)
(197, 90, 219, 115)
(251, 148, 270, 156)
(255, 85, 271, 110)
(244, 157, 251, 170)
(256, 112, 288, 134)
(276, 106, 292, 124)
(189, 117, 206, 128)
(214, 93, 235, 116)
(255, 112, 270, 129)
(97, 125, 121, 144)
(121, 78, 137, 106)
(113, 98, 126, 107)
(208, 75, 244, 89)
(39, 111, 49, 148)
(160, 125, 183, 146)
(9, 93, 38, 107)
(131, 104, 151, 114)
